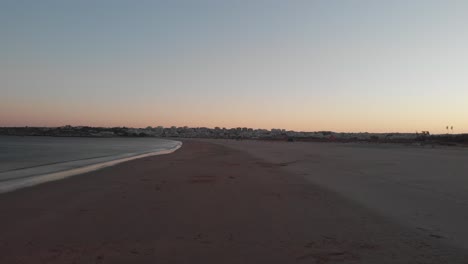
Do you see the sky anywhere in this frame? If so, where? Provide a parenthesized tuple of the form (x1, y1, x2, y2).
(1, 0, 467, 133)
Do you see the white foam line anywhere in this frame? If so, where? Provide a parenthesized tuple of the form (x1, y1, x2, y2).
(0, 142, 182, 194)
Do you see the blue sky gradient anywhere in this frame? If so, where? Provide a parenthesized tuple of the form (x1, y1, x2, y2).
(1, 0, 467, 132)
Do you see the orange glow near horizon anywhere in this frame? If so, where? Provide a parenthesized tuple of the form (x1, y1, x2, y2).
(1, 98, 466, 134)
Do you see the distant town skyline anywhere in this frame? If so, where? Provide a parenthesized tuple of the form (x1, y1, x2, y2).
(1, 1, 467, 133)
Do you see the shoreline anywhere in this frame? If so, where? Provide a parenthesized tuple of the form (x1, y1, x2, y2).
(0, 141, 182, 194)
(0, 140, 466, 263)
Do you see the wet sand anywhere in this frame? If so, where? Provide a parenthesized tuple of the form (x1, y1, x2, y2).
(0, 140, 466, 263)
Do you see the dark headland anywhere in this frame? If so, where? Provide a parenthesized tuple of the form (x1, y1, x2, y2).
(1, 126, 467, 146)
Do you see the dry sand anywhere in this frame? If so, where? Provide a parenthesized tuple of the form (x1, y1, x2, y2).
(205, 139, 468, 250)
(0, 140, 467, 263)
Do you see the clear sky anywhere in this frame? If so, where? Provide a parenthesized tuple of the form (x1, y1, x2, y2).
(1, 0, 467, 133)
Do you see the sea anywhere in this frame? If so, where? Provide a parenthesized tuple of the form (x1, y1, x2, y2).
(0, 136, 181, 193)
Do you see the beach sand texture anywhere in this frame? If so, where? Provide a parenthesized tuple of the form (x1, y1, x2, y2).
(206, 139, 468, 250)
(0, 140, 466, 263)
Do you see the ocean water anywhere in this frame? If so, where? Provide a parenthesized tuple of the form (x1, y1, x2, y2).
(0, 136, 181, 193)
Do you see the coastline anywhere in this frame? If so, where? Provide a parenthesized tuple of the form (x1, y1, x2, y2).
(0, 140, 466, 263)
(0, 140, 182, 194)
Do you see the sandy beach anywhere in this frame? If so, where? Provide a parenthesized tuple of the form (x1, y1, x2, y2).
(0, 140, 467, 263)
(207, 139, 468, 249)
